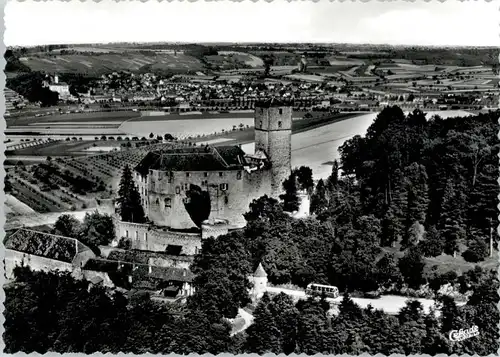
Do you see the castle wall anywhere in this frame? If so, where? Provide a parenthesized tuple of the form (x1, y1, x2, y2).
(114, 220, 202, 255)
(148, 256, 192, 270)
(137, 168, 261, 229)
(4, 249, 74, 280)
(201, 224, 230, 240)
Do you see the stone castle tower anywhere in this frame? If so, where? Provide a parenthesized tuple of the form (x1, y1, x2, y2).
(249, 262, 268, 300)
(254, 101, 292, 197)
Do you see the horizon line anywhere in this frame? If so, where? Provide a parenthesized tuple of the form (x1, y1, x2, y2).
(7, 41, 498, 49)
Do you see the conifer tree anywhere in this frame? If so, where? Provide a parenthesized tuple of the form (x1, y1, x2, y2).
(280, 172, 300, 212)
(117, 165, 146, 223)
(245, 294, 282, 354)
(326, 159, 340, 190)
(439, 179, 467, 256)
(310, 179, 329, 215)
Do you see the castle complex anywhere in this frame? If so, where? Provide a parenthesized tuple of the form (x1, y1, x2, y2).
(107, 100, 294, 254)
(134, 100, 292, 230)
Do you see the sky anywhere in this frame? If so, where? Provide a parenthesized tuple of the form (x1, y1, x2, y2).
(4, 0, 499, 47)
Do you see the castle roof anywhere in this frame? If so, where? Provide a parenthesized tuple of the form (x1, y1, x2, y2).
(253, 263, 267, 278)
(134, 146, 247, 175)
(5, 228, 92, 264)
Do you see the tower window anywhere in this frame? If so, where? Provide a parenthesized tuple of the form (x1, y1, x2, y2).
(204, 172, 208, 177)
(278, 121, 282, 128)
(279, 108, 283, 115)
(186, 172, 190, 178)
(164, 198, 171, 208)
(237, 171, 242, 180)
(259, 120, 262, 128)
(219, 172, 223, 177)
(225, 196, 229, 205)
(175, 186, 180, 194)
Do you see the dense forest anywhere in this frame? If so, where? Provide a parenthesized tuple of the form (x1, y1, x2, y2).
(4, 107, 498, 354)
(5, 266, 497, 354)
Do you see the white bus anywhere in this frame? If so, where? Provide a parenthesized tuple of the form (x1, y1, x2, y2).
(305, 283, 339, 298)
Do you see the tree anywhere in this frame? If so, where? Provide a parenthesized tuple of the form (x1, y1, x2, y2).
(295, 166, 314, 193)
(310, 179, 328, 215)
(419, 226, 445, 257)
(398, 246, 425, 289)
(79, 211, 115, 251)
(280, 172, 300, 213)
(375, 253, 402, 289)
(244, 195, 288, 224)
(117, 165, 146, 223)
(245, 296, 282, 354)
(462, 237, 488, 262)
(52, 214, 81, 238)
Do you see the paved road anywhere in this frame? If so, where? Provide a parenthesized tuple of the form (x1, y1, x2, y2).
(266, 286, 466, 316)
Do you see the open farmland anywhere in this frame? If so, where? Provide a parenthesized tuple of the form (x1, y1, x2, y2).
(217, 51, 264, 67)
(5, 141, 174, 219)
(19, 52, 203, 75)
(7, 110, 138, 127)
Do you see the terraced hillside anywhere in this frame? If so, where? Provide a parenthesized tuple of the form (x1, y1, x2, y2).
(19, 52, 204, 75)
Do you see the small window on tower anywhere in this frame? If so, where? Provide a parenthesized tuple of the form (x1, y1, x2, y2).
(259, 120, 263, 128)
(225, 196, 229, 205)
(186, 172, 190, 178)
(165, 198, 171, 208)
(204, 172, 208, 177)
(279, 108, 283, 115)
(175, 186, 181, 194)
(278, 121, 282, 128)
(237, 171, 242, 180)
(219, 172, 223, 177)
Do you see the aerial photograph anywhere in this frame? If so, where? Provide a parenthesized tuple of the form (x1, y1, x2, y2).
(2, 0, 499, 355)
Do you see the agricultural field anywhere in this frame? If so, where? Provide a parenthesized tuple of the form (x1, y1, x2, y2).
(18, 52, 203, 75)
(5, 141, 173, 218)
(7, 110, 138, 127)
(217, 51, 264, 67)
(206, 51, 264, 69)
(6, 139, 122, 157)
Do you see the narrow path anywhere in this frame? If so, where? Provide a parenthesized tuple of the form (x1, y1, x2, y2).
(230, 308, 254, 336)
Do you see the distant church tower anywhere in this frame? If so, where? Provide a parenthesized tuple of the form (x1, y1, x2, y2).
(254, 100, 292, 197)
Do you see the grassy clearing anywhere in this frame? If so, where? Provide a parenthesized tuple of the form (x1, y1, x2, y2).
(381, 245, 497, 277)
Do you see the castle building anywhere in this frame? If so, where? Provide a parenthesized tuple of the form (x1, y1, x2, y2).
(133, 100, 292, 231)
(43, 74, 71, 98)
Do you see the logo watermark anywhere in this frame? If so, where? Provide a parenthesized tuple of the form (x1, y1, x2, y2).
(449, 325, 480, 342)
